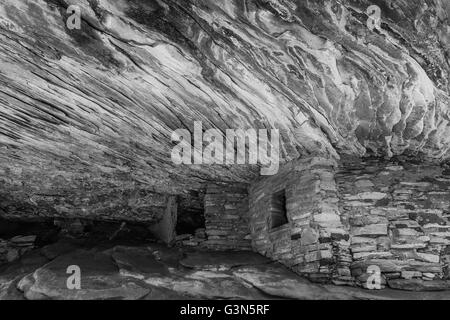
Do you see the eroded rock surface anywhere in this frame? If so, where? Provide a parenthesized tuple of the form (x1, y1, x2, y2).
(0, 241, 449, 300)
(0, 0, 449, 220)
(18, 249, 150, 300)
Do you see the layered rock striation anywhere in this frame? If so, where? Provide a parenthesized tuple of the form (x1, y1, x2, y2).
(0, 0, 449, 220)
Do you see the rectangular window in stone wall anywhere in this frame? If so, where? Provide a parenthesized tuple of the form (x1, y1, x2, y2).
(270, 190, 288, 229)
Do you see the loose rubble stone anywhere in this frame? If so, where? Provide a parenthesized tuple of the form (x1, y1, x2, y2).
(180, 251, 270, 271)
(0, 236, 36, 265)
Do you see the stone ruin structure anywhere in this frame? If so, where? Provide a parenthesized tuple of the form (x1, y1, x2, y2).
(166, 156, 450, 291)
(0, 0, 450, 296)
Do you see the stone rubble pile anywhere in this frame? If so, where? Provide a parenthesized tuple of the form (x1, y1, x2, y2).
(0, 235, 36, 264)
(175, 228, 207, 247)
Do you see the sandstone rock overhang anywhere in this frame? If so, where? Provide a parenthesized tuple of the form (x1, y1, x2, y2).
(0, 0, 449, 221)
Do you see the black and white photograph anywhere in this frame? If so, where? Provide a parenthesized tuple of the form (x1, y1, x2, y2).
(0, 0, 449, 310)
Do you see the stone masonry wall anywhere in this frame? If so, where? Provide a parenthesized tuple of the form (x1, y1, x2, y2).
(337, 159, 450, 290)
(248, 157, 352, 284)
(203, 184, 252, 251)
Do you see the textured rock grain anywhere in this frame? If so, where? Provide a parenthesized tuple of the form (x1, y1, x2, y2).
(0, 0, 449, 220)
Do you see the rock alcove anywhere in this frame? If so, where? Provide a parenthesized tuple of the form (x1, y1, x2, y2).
(0, 0, 450, 299)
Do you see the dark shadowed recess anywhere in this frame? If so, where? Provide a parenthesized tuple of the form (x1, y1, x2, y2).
(0, 217, 59, 246)
(0, 216, 159, 249)
(176, 191, 205, 235)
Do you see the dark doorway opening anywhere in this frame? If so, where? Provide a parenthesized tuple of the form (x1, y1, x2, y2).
(270, 189, 288, 229)
(176, 191, 205, 236)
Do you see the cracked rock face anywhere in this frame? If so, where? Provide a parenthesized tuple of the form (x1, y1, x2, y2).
(4, 242, 449, 300)
(0, 0, 449, 220)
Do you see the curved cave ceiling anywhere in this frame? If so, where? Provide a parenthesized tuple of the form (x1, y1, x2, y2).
(0, 0, 449, 220)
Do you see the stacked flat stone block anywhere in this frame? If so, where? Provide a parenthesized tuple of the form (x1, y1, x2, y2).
(203, 184, 252, 251)
(200, 156, 450, 291)
(337, 159, 450, 290)
(0, 235, 36, 265)
(248, 157, 352, 284)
